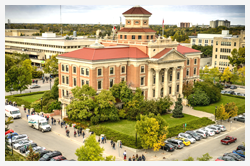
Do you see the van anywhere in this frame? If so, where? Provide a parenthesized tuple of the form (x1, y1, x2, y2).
(5, 105, 21, 119)
(28, 115, 51, 132)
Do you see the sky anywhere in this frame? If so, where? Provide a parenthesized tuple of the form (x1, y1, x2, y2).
(5, 5, 245, 25)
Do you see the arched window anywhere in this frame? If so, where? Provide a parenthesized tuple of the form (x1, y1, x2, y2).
(62, 64, 65, 71)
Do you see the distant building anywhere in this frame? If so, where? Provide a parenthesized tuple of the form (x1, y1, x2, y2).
(180, 22, 190, 28)
(5, 29, 40, 36)
(210, 20, 230, 28)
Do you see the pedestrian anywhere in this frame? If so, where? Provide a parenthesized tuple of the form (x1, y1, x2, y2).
(128, 157, 132, 161)
(123, 150, 127, 160)
(74, 130, 76, 137)
(101, 136, 104, 144)
(61, 121, 63, 128)
(98, 137, 100, 144)
(77, 129, 80, 137)
(65, 125, 67, 130)
(136, 154, 138, 161)
(120, 141, 122, 148)
(142, 154, 146, 161)
(51, 117, 54, 125)
(32, 80, 34, 83)
(110, 140, 113, 147)
(104, 135, 106, 143)
(80, 127, 82, 135)
(132, 155, 135, 161)
(46, 115, 49, 122)
(66, 130, 70, 137)
(82, 131, 85, 138)
(138, 156, 142, 161)
(43, 79, 45, 84)
(24, 107, 26, 113)
(113, 142, 116, 150)
(28, 109, 30, 115)
(53, 119, 56, 125)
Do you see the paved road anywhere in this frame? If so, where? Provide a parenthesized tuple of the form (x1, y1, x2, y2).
(5, 79, 55, 96)
(224, 88, 245, 94)
(7, 118, 80, 160)
(161, 122, 245, 161)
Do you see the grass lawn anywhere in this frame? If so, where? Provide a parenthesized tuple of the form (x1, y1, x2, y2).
(194, 95, 245, 114)
(5, 151, 26, 161)
(17, 93, 44, 103)
(98, 113, 200, 136)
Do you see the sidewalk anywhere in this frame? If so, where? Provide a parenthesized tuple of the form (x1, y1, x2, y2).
(182, 106, 215, 120)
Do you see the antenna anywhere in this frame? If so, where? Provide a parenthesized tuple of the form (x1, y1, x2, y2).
(60, 5, 62, 36)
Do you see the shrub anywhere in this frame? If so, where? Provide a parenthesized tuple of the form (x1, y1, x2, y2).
(89, 125, 142, 149)
(222, 94, 245, 99)
(188, 89, 210, 106)
(47, 101, 61, 113)
(118, 109, 127, 119)
(238, 104, 245, 115)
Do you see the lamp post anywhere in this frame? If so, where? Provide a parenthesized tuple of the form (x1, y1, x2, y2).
(60, 103, 63, 120)
(10, 131, 13, 155)
(41, 98, 43, 112)
(215, 106, 217, 122)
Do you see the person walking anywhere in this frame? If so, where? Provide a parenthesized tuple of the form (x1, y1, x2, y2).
(110, 140, 113, 147)
(142, 154, 146, 161)
(26, 114, 29, 119)
(82, 131, 85, 138)
(74, 130, 76, 137)
(104, 135, 106, 143)
(132, 155, 135, 161)
(51, 117, 54, 125)
(24, 107, 26, 113)
(101, 136, 104, 144)
(77, 129, 80, 137)
(58, 119, 60, 125)
(138, 156, 142, 161)
(120, 141, 122, 148)
(61, 121, 63, 128)
(65, 125, 67, 130)
(136, 154, 138, 161)
(53, 119, 56, 125)
(113, 142, 115, 150)
(128, 157, 132, 161)
(28, 109, 30, 115)
(66, 129, 70, 137)
(123, 150, 127, 160)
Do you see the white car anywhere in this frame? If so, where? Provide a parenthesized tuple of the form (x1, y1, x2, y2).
(25, 146, 46, 156)
(194, 130, 208, 139)
(205, 126, 221, 134)
(13, 140, 33, 150)
(178, 133, 196, 144)
(214, 125, 227, 132)
(200, 128, 215, 136)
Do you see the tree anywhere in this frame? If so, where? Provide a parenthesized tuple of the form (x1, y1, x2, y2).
(199, 65, 210, 80)
(5, 117, 13, 156)
(71, 84, 96, 100)
(221, 67, 233, 83)
(215, 104, 229, 123)
(238, 66, 245, 85)
(110, 81, 133, 103)
(183, 156, 194, 161)
(50, 77, 59, 99)
(75, 134, 105, 161)
(43, 54, 58, 74)
(104, 155, 116, 161)
(182, 82, 194, 98)
(224, 102, 238, 120)
(26, 145, 40, 161)
(196, 153, 213, 161)
(172, 95, 184, 118)
(228, 48, 245, 67)
(188, 89, 210, 106)
(209, 67, 220, 81)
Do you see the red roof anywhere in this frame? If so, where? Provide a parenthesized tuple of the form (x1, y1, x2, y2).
(118, 28, 156, 33)
(123, 6, 152, 15)
(177, 45, 201, 55)
(151, 48, 172, 59)
(58, 47, 149, 61)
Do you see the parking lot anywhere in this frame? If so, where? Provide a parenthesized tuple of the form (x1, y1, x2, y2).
(224, 87, 245, 94)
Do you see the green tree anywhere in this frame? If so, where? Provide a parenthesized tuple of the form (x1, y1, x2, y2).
(50, 77, 59, 99)
(71, 84, 96, 100)
(209, 67, 220, 81)
(238, 66, 245, 85)
(75, 134, 104, 161)
(228, 48, 245, 67)
(188, 89, 210, 106)
(230, 67, 239, 83)
(172, 95, 184, 118)
(182, 82, 194, 98)
(215, 104, 229, 123)
(104, 155, 116, 161)
(183, 156, 194, 161)
(221, 67, 233, 83)
(110, 81, 133, 103)
(43, 54, 58, 74)
(5, 117, 13, 156)
(224, 102, 238, 120)
(199, 65, 210, 80)
(26, 145, 40, 161)
(196, 153, 213, 161)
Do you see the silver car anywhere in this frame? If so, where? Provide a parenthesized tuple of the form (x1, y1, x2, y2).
(25, 146, 46, 156)
(206, 125, 221, 134)
(30, 84, 41, 89)
(13, 140, 33, 150)
(8, 134, 29, 145)
(201, 128, 215, 136)
(195, 130, 208, 138)
(178, 133, 196, 144)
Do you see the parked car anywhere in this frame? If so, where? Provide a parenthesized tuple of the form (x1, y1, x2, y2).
(234, 116, 245, 123)
(175, 137, 191, 146)
(221, 90, 227, 94)
(226, 91, 234, 95)
(232, 150, 245, 158)
(236, 145, 245, 151)
(30, 84, 41, 89)
(38, 150, 52, 158)
(206, 126, 221, 134)
(161, 143, 176, 152)
(230, 85, 237, 89)
(13, 140, 33, 150)
(224, 84, 231, 88)
(39, 151, 62, 161)
(223, 153, 245, 161)
(19, 143, 37, 153)
(165, 139, 184, 149)
(233, 92, 241, 96)
(8, 134, 29, 146)
(6, 132, 18, 139)
(221, 136, 237, 145)
(5, 129, 14, 135)
(178, 133, 196, 143)
(50, 155, 67, 161)
(26, 146, 46, 156)
(239, 93, 245, 97)
(194, 130, 208, 139)
(200, 128, 215, 136)
(185, 131, 201, 141)
(216, 156, 236, 161)
(214, 125, 227, 132)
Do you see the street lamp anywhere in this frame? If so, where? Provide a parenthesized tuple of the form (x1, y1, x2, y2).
(10, 131, 13, 155)
(60, 103, 63, 120)
(215, 106, 217, 122)
(41, 98, 43, 112)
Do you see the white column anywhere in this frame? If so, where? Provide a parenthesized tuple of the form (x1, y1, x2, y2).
(148, 68, 152, 99)
(164, 68, 169, 97)
(179, 67, 184, 97)
(172, 67, 177, 96)
(155, 69, 160, 98)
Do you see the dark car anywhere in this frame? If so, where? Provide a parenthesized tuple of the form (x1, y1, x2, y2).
(38, 150, 52, 158)
(230, 85, 237, 89)
(161, 143, 175, 152)
(39, 151, 62, 161)
(223, 153, 245, 161)
(165, 139, 184, 149)
(226, 91, 235, 95)
(19, 143, 37, 153)
(216, 156, 236, 161)
(50, 155, 67, 161)
(236, 145, 245, 151)
(185, 131, 201, 141)
(234, 116, 245, 123)
(224, 84, 231, 88)
(232, 150, 245, 158)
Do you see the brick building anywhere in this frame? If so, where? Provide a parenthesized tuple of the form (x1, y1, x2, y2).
(57, 5, 202, 117)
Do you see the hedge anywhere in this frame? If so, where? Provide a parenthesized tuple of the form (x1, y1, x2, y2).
(89, 117, 214, 149)
(89, 125, 143, 149)
(222, 94, 245, 99)
(10, 90, 50, 97)
(238, 104, 245, 115)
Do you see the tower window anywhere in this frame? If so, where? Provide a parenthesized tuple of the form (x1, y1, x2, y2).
(138, 35, 142, 40)
(132, 35, 135, 40)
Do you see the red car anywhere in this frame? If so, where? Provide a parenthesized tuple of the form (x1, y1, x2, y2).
(50, 155, 67, 161)
(5, 129, 14, 135)
(221, 136, 237, 145)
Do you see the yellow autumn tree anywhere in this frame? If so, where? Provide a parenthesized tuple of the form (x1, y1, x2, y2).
(215, 104, 229, 124)
(221, 67, 233, 83)
(224, 102, 238, 119)
(238, 66, 245, 85)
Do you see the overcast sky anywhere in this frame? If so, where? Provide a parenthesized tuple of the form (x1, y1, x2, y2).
(5, 5, 245, 25)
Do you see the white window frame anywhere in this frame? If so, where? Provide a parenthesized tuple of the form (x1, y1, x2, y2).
(187, 59, 190, 66)
(140, 76, 145, 86)
(97, 80, 103, 90)
(97, 68, 103, 77)
(61, 64, 65, 72)
(73, 77, 77, 87)
(140, 65, 145, 73)
(62, 75, 65, 84)
(81, 79, 85, 86)
(194, 68, 197, 75)
(66, 76, 69, 85)
(109, 78, 115, 88)
(80, 67, 85, 75)
(194, 59, 197, 65)
(121, 65, 126, 74)
(72, 66, 77, 74)
(186, 68, 190, 76)
(121, 77, 126, 82)
(86, 68, 89, 77)
(109, 66, 115, 75)
(65, 65, 69, 73)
